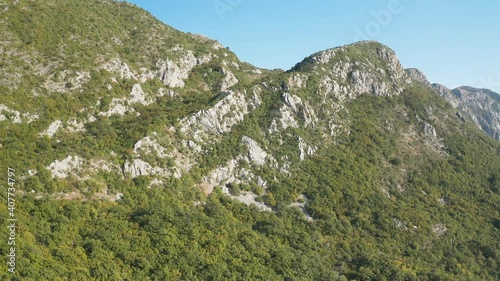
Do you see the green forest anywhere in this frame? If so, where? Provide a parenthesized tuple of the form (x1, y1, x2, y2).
(0, 0, 499, 280)
(1, 84, 498, 280)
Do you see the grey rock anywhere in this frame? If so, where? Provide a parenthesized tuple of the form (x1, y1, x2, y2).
(405, 68, 429, 85)
(242, 136, 268, 166)
(180, 89, 262, 142)
(298, 137, 317, 161)
(300, 42, 410, 98)
(221, 67, 238, 91)
(155, 50, 213, 88)
(133, 133, 168, 158)
(46, 155, 84, 179)
(433, 224, 447, 237)
(102, 58, 137, 80)
(123, 159, 174, 178)
(433, 84, 500, 140)
(40, 120, 63, 137)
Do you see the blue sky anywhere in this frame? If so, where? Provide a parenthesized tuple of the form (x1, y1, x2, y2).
(125, 0, 500, 92)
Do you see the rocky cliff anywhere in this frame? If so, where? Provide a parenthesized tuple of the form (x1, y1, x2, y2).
(432, 84, 500, 140)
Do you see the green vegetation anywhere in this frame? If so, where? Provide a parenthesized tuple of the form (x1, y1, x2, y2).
(2, 81, 499, 280)
(0, 0, 498, 280)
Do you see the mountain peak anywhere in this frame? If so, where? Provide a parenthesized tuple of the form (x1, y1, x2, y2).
(288, 40, 410, 97)
(454, 86, 500, 101)
(405, 68, 429, 85)
(432, 84, 500, 140)
(291, 41, 395, 71)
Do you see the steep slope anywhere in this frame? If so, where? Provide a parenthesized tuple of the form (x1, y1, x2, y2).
(0, 1, 499, 280)
(0, 0, 263, 194)
(431, 84, 500, 140)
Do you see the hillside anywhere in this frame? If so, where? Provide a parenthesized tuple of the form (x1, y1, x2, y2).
(432, 84, 500, 141)
(0, 0, 499, 280)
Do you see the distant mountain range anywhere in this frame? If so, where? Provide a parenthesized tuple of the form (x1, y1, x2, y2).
(432, 84, 500, 140)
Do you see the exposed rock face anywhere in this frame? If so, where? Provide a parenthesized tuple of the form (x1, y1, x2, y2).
(129, 84, 153, 106)
(133, 133, 168, 158)
(201, 158, 240, 195)
(199, 154, 272, 211)
(393, 218, 408, 231)
(47, 155, 84, 179)
(421, 122, 445, 152)
(432, 84, 500, 140)
(155, 49, 212, 88)
(123, 159, 152, 178)
(44, 70, 91, 93)
(453, 87, 500, 140)
(432, 83, 461, 108)
(270, 93, 318, 133)
(298, 41, 411, 97)
(242, 136, 269, 166)
(99, 98, 134, 117)
(278, 106, 300, 131)
(349, 69, 390, 96)
(319, 76, 343, 100)
(102, 58, 137, 80)
(71, 71, 91, 89)
(179, 89, 262, 142)
(40, 120, 63, 137)
(282, 92, 301, 111)
(221, 184, 272, 212)
(0, 104, 39, 123)
(66, 119, 86, 133)
(200, 135, 276, 195)
(405, 68, 430, 85)
(423, 123, 437, 138)
(221, 67, 238, 91)
(124, 132, 184, 179)
(266, 43, 414, 146)
(212, 42, 224, 50)
(285, 74, 307, 90)
(89, 159, 120, 174)
(39, 119, 87, 137)
(433, 224, 447, 237)
(98, 83, 172, 117)
(290, 194, 313, 221)
(123, 159, 176, 178)
(298, 137, 317, 160)
(0, 104, 22, 123)
(156, 58, 193, 88)
(47, 155, 121, 179)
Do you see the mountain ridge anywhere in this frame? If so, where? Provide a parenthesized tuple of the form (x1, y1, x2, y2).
(0, 0, 499, 280)
(431, 83, 500, 140)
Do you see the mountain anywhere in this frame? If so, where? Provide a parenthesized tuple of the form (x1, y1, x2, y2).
(0, 0, 499, 280)
(431, 84, 500, 140)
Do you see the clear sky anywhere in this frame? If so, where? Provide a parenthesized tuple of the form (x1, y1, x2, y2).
(125, 0, 500, 93)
